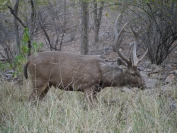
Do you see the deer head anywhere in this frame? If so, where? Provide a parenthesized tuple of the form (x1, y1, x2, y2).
(113, 14, 148, 88)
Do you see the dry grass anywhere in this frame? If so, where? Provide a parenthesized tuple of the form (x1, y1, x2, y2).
(0, 80, 177, 133)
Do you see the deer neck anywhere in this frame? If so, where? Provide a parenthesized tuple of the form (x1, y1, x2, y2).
(100, 63, 123, 87)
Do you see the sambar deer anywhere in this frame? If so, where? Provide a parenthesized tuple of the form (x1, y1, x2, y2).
(24, 14, 148, 105)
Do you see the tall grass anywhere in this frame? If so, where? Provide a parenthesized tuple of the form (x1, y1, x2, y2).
(0, 80, 177, 133)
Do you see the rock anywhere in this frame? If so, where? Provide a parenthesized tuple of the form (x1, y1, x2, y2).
(170, 100, 176, 112)
(146, 78, 158, 88)
(154, 67, 163, 73)
(143, 61, 152, 69)
(4, 70, 15, 80)
(145, 68, 152, 72)
(119, 48, 123, 52)
(138, 66, 143, 71)
(161, 84, 170, 90)
(121, 87, 134, 94)
(164, 63, 172, 70)
(164, 74, 175, 83)
(151, 64, 158, 70)
(0, 58, 6, 61)
(174, 70, 177, 77)
(149, 73, 161, 79)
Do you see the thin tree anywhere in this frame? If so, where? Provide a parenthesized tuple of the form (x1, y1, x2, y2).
(93, 0, 104, 44)
(13, 0, 20, 55)
(80, 1, 89, 55)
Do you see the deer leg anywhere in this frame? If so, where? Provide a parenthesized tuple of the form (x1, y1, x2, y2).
(93, 92, 98, 103)
(84, 88, 94, 106)
(84, 86, 100, 106)
(29, 82, 48, 101)
(39, 86, 50, 100)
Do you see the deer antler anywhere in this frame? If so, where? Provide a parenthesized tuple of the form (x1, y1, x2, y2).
(114, 14, 131, 66)
(130, 25, 148, 66)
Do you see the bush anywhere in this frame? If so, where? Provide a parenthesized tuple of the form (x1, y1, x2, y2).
(0, 28, 43, 80)
(140, 1, 177, 65)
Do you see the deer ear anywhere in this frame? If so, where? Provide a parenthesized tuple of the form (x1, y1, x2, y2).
(117, 58, 127, 67)
(117, 58, 122, 66)
(117, 58, 128, 71)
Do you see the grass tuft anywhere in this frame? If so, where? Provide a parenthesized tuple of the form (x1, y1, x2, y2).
(0, 81, 177, 133)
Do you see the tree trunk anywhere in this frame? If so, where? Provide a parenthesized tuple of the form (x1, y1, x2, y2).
(14, 0, 20, 55)
(80, 1, 89, 55)
(28, 0, 36, 56)
(63, 0, 66, 29)
(93, 0, 104, 44)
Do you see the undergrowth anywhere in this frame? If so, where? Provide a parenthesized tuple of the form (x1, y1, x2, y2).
(0, 80, 177, 133)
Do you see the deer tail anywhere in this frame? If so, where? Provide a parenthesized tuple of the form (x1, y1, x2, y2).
(24, 60, 30, 79)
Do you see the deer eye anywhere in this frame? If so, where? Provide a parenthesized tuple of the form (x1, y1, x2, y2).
(131, 73, 135, 76)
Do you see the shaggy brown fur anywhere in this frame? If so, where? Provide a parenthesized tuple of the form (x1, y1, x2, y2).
(24, 51, 145, 105)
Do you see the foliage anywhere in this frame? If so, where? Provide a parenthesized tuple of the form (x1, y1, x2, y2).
(139, 0, 177, 64)
(14, 28, 43, 77)
(112, 0, 177, 65)
(0, 0, 9, 10)
(0, 28, 43, 78)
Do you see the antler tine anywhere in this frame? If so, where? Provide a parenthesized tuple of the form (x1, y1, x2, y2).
(139, 48, 148, 62)
(114, 14, 130, 65)
(130, 25, 148, 66)
(114, 14, 121, 35)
